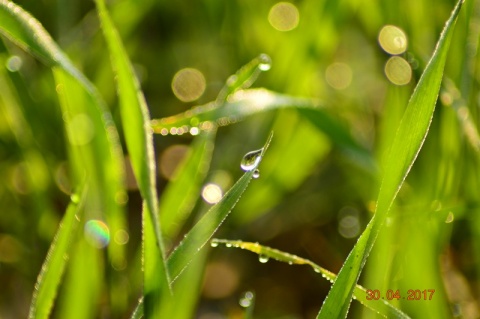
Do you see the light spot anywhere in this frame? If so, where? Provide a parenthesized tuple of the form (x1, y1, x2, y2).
(66, 113, 95, 146)
(0, 234, 21, 263)
(171, 68, 206, 102)
(6, 55, 22, 72)
(84, 220, 110, 249)
(379, 25, 408, 55)
(202, 183, 223, 204)
(114, 229, 129, 245)
(325, 62, 353, 90)
(54, 162, 71, 195)
(338, 206, 361, 239)
(445, 212, 455, 223)
(384, 56, 412, 85)
(159, 144, 190, 180)
(268, 2, 300, 32)
(202, 261, 239, 299)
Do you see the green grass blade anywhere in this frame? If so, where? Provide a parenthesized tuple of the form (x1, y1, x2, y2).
(167, 132, 273, 281)
(151, 88, 369, 164)
(28, 185, 87, 319)
(94, 1, 171, 316)
(160, 130, 216, 242)
(0, 0, 127, 273)
(211, 239, 410, 319)
(216, 53, 272, 102)
(317, 1, 464, 318)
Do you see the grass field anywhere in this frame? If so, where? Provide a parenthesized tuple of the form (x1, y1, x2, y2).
(0, 0, 477, 318)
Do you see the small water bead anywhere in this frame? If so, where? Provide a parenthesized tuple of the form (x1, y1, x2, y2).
(258, 54, 272, 71)
(239, 291, 255, 308)
(225, 243, 233, 248)
(70, 193, 80, 204)
(258, 255, 269, 263)
(210, 240, 219, 248)
(252, 169, 260, 179)
(240, 148, 263, 171)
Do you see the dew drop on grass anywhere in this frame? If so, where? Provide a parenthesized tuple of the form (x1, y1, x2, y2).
(258, 255, 269, 263)
(225, 242, 233, 248)
(258, 54, 272, 71)
(314, 267, 321, 273)
(210, 240, 219, 248)
(70, 194, 80, 204)
(253, 169, 260, 179)
(239, 291, 254, 308)
(241, 149, 263, 171)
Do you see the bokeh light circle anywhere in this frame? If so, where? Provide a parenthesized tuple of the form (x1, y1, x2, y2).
(384, 56, 412, 85)
(171, 68, 206, 102)
(84, 220, 110, 249)
(268, 2, 300, 32)
(379, 25, 408, 55)
(325, 62, 353, 90)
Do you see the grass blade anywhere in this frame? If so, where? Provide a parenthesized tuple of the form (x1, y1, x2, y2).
(94, 1, 171, 316)
(167, 132, 273, 281)
(317, 1, 464, 318)
(211, 239, 410, 319)
(28, 185, 87, 319)
(151, 89, 369, 164)
(0, 0, 127, 273)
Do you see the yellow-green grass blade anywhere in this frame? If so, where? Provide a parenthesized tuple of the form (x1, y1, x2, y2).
(130, 133, 273, 317)
(151, 89, 370, 166)
(211, 239, 410, 319)
(216, 53, 272, 102)
(317, 1, 464, 318)
(0, 0, 127, 274)
(160, 130, 216, 243)
(94, 2, 171, 316)
(28, 185, 87, 319)
(166, 132, 273, 281)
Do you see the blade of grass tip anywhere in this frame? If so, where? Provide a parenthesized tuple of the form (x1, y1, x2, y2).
(166, 132, 273, 282)
(94, 1, 171, 317)
(211, 239, 410, 319)
(216, 53, 272, 102)
(28, 184, 87, 319)
(317, 1, 464, 318)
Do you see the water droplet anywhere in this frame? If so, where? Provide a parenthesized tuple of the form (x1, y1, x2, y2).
(70, 194, 80, 204)
(210, 240, 219, 247)
(258, 255, 269, 263)
(239, 291, 255, 308)
(241, 148, 263, 171)
(288, 261, 293, 265)
(225, 243, 233, 248)
(258, 54, 272, 71)
(314, 267, 321, 273)
(252, 169, 260, 179)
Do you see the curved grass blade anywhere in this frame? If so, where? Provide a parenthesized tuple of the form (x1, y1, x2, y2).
(94, 1, 172, 316)
(317, 1, 464, 318)
(28, 185, 87, 319)
(211, 239, 410, 319)
(151, 88, 370, 166)
(0, 0, 127, 275)
(167, 132, 273, 281)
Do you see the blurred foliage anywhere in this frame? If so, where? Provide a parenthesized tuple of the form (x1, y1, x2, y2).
(0, 0, 479, 318)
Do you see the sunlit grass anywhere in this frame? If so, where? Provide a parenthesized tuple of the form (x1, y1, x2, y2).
(0, 0, 478, 318)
